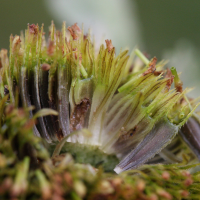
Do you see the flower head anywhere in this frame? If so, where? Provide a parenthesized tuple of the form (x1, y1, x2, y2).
(0, 22, 198, 173)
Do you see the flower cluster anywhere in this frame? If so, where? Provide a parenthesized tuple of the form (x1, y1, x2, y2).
(0, 103, 200, 199)
(0, 22, 199, 175)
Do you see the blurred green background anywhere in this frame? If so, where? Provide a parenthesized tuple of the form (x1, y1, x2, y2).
(1, 0, 200, 97)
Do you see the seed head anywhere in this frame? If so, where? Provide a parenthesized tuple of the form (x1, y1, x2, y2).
(0, 22, 199, 175)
